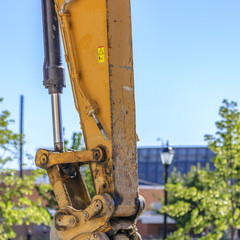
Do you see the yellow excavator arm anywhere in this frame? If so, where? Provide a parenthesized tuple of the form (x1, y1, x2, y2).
(36, 0, 145, 239)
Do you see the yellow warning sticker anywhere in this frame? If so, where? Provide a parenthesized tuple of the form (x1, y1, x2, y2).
(98, 46, 105, 63)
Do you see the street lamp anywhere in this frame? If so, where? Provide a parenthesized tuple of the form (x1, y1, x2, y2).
(27, 229, 32, 240)
(160, 142, 174, 239)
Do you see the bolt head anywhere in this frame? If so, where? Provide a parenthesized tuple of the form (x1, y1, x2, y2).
(94, 151, 100, 160)
(84, 211, 89, 219)
(69, 217, 75, 225)
(94, 200, 102, 210)
(40, 154, 48, 165)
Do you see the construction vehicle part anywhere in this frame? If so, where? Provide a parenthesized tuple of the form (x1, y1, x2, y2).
(36, 146, 107, 169)
(55, 0, 139, 217)
(42, 0, 65, 94)
(54, 194, 114, 239)
(38, 0, 145, 239)
(51, 93, 64, 151)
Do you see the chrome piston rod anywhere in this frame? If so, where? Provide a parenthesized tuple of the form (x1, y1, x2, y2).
(51, 93, 63, 152)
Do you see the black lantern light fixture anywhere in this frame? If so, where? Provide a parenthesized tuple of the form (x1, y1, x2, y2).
(160, 142, 175, 166)
(160, 141, 174, 239)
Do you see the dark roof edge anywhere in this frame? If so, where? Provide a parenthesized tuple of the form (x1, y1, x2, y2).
(137, 145, 208, 149)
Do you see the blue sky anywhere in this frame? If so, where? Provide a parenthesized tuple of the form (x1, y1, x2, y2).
(1, 0, 240, 168)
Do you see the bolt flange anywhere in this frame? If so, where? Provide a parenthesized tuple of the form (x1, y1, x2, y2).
(40, 154, 48, 166)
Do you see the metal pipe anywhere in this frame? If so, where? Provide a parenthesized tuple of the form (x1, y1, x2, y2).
(51, 93, 63, 152)
(92, 113, 109, 141)
(60, 0, 73, 14)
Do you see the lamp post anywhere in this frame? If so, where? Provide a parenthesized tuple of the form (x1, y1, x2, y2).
(27, 229, 32, 240)
(160, 142, 174, 240)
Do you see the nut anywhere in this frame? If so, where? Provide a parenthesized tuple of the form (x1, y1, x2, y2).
(84, 211, 89, 219)
(94, 151, 100, 160)
(87, 233, 110, 240)
(40, 154, 48, 166)
(69, 217, 75, 225)
(94, 200, 103, 211)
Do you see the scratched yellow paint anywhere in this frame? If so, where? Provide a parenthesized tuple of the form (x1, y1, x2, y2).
(54, 0, 138, 218)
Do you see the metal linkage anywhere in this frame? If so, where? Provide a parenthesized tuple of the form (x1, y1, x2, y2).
(54, 194, 115, 240)
(52, 193, 144, 239)
(35, 146, 106, 169)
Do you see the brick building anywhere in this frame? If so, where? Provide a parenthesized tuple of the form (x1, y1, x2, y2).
(137, 185, 175, 239)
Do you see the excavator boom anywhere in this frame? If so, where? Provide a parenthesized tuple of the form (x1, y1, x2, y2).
(36, 0, 145, 239)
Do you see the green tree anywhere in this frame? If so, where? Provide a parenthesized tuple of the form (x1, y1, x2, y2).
(153, 165, 211, 240)
(204, 99, 240, 239)
(161, 99, 240, 240)
(154, 165, 208, 227)
(0, 98, 51, 239)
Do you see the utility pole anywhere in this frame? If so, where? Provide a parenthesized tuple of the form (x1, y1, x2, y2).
(19, 95, 24, 178)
